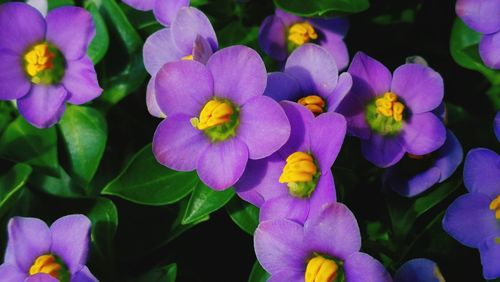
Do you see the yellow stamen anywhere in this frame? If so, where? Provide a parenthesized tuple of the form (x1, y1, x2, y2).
(305, 256, 339, 282)
(375, 92, 405, 122)
(191, 99, 234, 130)
(433, 266, 446, 282)
(298, 95, 326, 115)
(23, 43, 55, 84)
(288, 22, 318, 46)
(489, 195, 500, 220)
(182, 54, 194, 61)
(279, 152, 317, 183)
(29, 254, 61, 278)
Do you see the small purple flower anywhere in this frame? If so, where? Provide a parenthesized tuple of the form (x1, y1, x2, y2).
(259, 9, 349, 70)
(254, 202, 392, 282)
(152, 45, 290, 190)
(337, 52, 446, 168)
(442, 148, 500, 280)
(0, 3, 102, 128)
(235, 101, 346, 224)
(0, 214, 97, 281)
(383, 129, 463, 197)
(122, 0, 189, 26)
(264, 44, 352, 116)
(455, 0, 500, 69)
(394, 258, 446, 282)
(143, 7, 218, 117)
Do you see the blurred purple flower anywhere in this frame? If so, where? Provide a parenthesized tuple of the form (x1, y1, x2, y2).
(0, 215, 97, 282)
(264, 44, 352, 116)
(122, 0, 189, 26)
(152, 45, 290, 190)
(456, 0, 500, 69)
(143, 7, 218, 117)
(259, 9, 349, 70)
(0, 3, 102, 128)
(254, 202, 392, 282)
(383, 129, 463, 197)
(442, 148, 500, 280)
(394, 258, 446, 282)
(337, 52, 446, 168)
(235, 102, 346, 224)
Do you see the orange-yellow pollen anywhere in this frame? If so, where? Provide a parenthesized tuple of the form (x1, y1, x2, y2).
(298, 95, 326, 115)
(305, 256, 339, 282)
(29, 254, 61, 279)
(181, 54, 194, 61)
(24, 43, 55, 84)
(190, 100, 234, 130)
(288, 22, 318, 46)
(375, 92, 405, 122)
(489, 195, 500, 220)
(279, 152, 317, 184)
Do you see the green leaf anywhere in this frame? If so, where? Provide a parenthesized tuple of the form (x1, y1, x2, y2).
(0, 164, 32, 218)
(48, 0, 74, 10)
(274, 0, 369, 17)
(102, 144, 197, 205)
(218, 21, 259, 49)
(248, 260, 269, 282)
(0, 117, 58, 176)
(226, 197, 259, 235)
(86, 2, 110, 65)
(59, 105, 107, 184)
(28, 166, 86, 198)
(135, 263, 177, 282)
(86, 197, 118, 259)
(450, 18, 500, 85)
(182, 181, 235, 224)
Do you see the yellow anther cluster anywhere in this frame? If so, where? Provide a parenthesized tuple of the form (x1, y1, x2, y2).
(29, 254, 61, 278)
(298, 95, 326, 115)
(181, 54, 194, 61)
(489, 195, 500, 220)
(191, 100, 234, 130)
(24, 43, 55, 84)
(279, 152, 317, 184)
(305, 256, 339, 282)
(288, 22, 318, 46)
(375, 92, 405, 122)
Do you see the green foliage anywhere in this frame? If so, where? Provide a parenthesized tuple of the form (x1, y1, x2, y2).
(86, 2, 110, 65)
(0, 164, 32, 218)
(135, 263, 177, 282)
(226, 197, 259, 235)
(102, 144, 198, 205)
(182, 181, 235, 224)
(249, 260, 270, 282)
(274, 0, 369, 17)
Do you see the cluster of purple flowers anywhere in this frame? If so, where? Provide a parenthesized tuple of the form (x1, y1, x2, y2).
(0, 0, 497, 281)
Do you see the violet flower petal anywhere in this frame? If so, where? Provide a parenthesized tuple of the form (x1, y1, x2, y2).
(17, 85, 68, 128)
(72, 266, 99, 282)
(309, 112, 346, 173)
(479, 236, 500, 280)
(146, 77, 166, 118)
(348, 52, 392, 97)
(479, 31, 500, 69)
(26, 273, 59, 282)
(400, 112, 446, 156)
(260, 195, 310, 224)
(394, 258, 443, 282)
(153, 0, 189, 27)
(263, 72, 301, 102)
(308, 171, 337, 219)
(277, 101, 313, 159)
(121, 0, 156, 11)
(456, 0, 500, 34)
(0, 51, 31, 100)
(62, 57, 102, 105)
(171, 7, 218, 55)
(143, 28, 185, 76)
(344, 252, 392, 282)
(434, 130, 463, 182)
(258, 15, 287, 61)
(268, 270, 304, 282)
(463, 148, 500, 198)
(361, 134, 405, 168)
(0, 264, 26, 281)
(327, 72, 352, 112)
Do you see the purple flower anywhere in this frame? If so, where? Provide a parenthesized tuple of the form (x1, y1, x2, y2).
(442, 148, 500, 280)
(259, 9, 349, 70)
(122, 0, 189, 26)
(0, 3, 102, 128)
(254, 202, 392, 282)
(394, 258, 446, 282)
(383, 129, 463, 197)
(0, 214, 97, 281)
(264, 44, 352, 116)
(152, 45, 290, 190)
(143, 7, 218, 117)
(456, 0, 500, 69)
(337, 52, 446, 168)
(235, 102, 346, 223)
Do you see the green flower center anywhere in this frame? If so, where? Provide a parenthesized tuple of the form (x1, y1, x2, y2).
(278, 151, 320, 198)
(23, 42, 65, 85)
(29, 254, 70, 282)
(365, 92, 406, 136)
(190, 98, 240, 142)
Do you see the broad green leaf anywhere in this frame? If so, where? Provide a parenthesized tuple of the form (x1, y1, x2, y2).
(102, 144, 197, 205)
(226, 197, 259, 235)
(86, 2, 110, 65)
(135, 263, 177, 282)
(28, 166, 86, 198)
(48, 0, 74, 10)
(274, 0, 369, 17)
(0, 117, 58, 176)
(86, 197, 118, 258)
(218, 21, 259, 49)
(182, 181, 235, 224)
(0, 164, 32, 218)
(450, 18, 500, 85)
(59, 105, 107, 184)
(248, 260, 269, 282)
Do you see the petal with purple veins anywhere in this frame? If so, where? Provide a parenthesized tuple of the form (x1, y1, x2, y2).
(172, 7, 218, 55)
(309, 112, 346, 172)
(0, 51, 31, 100)
(308, 171, 337, 219)
(400, 112, 446, 156)
(463, 148, 500, 198)
(17, 85, 68, 128)
(62, 57, 102, 105)
(143, 28, 185, 76)
(278, 101, 313, 159)
(347, 52, 392, 97)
